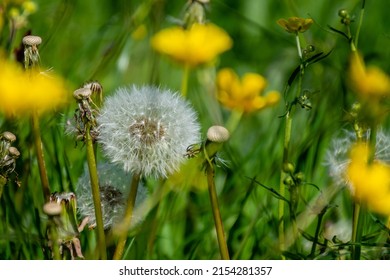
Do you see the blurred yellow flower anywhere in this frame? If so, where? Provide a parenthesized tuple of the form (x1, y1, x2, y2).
(0, 59, 68, 117)
(347, 143, 390, 216)
(151, 23, 232, 68)
(277, 17, 313, 33)
(349, 52, 390, 98)
(216, 68, 280, 113)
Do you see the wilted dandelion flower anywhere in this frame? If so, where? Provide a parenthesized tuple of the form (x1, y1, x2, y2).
(216, 68, 280, 113)
(151, 23, 232, 68)
(0, 58, 68, 116)
(97, 85, 200, 178)
(277, 17, 313, 33)
(76, 163, 148, 229)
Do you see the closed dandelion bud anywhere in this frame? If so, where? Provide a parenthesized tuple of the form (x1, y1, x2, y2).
(1, 132, 16, 143)
(22, 35, 42, 69)
(97, 85, 200, 178)
(207, 125, 230, 143)
(22, 35, 42, 47)
(73, 88, 92, 101)
(205, 125, 229, 160)
(8, 147, 20, 158)
(76, 163, 148, 229)
(43, 201, 63, 216)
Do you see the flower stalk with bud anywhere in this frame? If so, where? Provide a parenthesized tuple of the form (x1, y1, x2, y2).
(72, 85, 107, 260)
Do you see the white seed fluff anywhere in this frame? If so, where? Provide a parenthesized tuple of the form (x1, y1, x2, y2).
(97, 85, 200, 178)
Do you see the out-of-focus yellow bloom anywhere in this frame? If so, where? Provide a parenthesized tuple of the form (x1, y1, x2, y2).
(0, 59, 68, 117)
(216, 68, 280, 113)
(151, 23, 232, 68)
(277, 17, 313, 33)
(349, 52, 390, 98)
(347, 143, 390, 216)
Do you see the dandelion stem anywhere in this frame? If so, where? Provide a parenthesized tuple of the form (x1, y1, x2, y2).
(85, 123, 107, 260)
(31, 114, 51, 200)
(113, 173, 141, 260)
(181, 63, 190, 97)
(0, 175, 6, 200)
(206, 164, 230, 260)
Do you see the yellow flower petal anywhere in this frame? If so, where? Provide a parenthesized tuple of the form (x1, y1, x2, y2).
(0, 59, 68, 117)
(347, 143, 390, 216)
(151, 23, 232, 67)
(277, 17, 313, 33)
(216, 68, 280, 113)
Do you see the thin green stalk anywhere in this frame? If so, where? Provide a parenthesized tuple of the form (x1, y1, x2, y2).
(0, 175, 6, 200)
(354, 0, 366, 49)
(181, 63, 190, 97)
(85, 123, 107, 260)
(31, 114, 51, 200)
(206, 164, 230, 260)
(351, 201, 361, 259)
(310, 211, 325, 259)
(113, 173, 141, 260)
(225, 110, 243, 135)
(278, 33, 305, 255)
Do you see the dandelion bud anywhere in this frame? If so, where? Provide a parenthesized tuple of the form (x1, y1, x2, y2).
(22, 35, 42, 47)
(205, 125, 229, 161)
(76, 163, 148, 229)
(207, 125, 230, 143)
(8, 147, 20, 158)
(1, 132, 16, 143)
(43, 201, 62, 216)
(73, 88, 92, 101)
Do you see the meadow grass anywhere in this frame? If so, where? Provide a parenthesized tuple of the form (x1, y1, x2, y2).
(1, 0, 390, 260)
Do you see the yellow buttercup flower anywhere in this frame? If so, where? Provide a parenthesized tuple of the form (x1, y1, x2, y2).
(151, 23, 232, 68)
(347, 143, 390, 216)
(216, 68, 280, 113)
(349, 52, 390, 98)
(277, 17, 313, 33)
(0, 59, 68, 117)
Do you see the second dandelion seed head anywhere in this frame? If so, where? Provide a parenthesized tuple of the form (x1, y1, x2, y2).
(97, 85, 201, 178)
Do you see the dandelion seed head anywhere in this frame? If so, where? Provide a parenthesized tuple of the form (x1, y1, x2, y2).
(76, 163, 148, 229)
(324, 129, 390, 188)
(97, 85, 201, 178)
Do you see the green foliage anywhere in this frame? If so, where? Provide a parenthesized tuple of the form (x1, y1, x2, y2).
(1, 0, 390, 260)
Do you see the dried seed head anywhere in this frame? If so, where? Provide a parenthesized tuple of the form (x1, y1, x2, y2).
(207, 125, 230, 143)
(22, 35, 42, 46)
(1, 131, 16, 143)
(8, 147, 20, 158)
(73, 88, 92, 101)
(43, 201, 63, 216)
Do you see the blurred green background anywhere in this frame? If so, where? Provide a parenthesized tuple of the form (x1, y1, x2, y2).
(1, 0, 390, 260)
